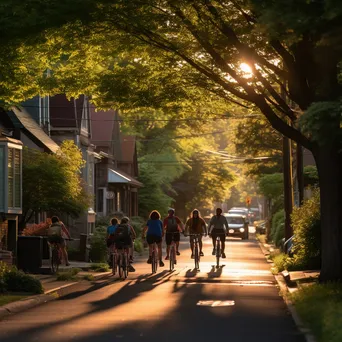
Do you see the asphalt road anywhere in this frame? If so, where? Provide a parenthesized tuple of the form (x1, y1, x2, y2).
(0, 232, 305, 342)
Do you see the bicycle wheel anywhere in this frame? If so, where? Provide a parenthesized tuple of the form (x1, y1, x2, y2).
(216, 239, 221, 268)
(112, 253, 117, 275)
(194, 244, 199, 270)
(51, 248, 59, 274)
(170, 246, 175, 271)
(151, 250, 156, 273)
(122, 253, 128, 279)
(118, 254, 123, 278)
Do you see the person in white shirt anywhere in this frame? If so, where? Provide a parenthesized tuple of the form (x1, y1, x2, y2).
(208, 208, 229, 258)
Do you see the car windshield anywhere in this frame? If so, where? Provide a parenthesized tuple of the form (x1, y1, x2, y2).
(227, 217, 244, 224)
(229, 211, 245, 216)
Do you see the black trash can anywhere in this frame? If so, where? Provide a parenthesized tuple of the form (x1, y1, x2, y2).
(17, 236, 43, 273)
(42, 236, 50, 259)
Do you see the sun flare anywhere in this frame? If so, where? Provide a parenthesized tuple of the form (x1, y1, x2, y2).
(240, 62, 253, 74)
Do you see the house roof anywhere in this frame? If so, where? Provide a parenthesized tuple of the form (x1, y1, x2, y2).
(120, 136, 136, 163)
(10, 107, 60, 153)
(108, 168, 143, 188)
(90, 108, 115, 147)
(49, 94, 84, 128)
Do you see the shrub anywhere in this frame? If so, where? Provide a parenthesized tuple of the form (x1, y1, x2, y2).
(22, 219, 51, 236)
(90, 263, 109, 272)
(89, 226, 107, 262)
(291, 188, 321, 270)
(56, 268, 81, 281)
(272, 210, 285, 246)
(4, 271, 43, 294)
(134, 238, 144, 254)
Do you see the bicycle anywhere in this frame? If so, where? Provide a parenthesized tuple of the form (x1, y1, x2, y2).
(150, 241, 159, 274)
(49, 238, 73, 274)
(109, 244, 118, 275)
(212, 232, 227, 268)
(168, 232, 179, 271)
(117, 245, 130, 279)
(187, 233, 202, 271)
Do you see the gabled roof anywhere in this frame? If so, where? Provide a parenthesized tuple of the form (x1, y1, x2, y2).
(108, 168, 143, 188)
(90, 108, 115, 147)
(120, 136, 136, 163)
(49, 94, 84, 129)
(10, 107, 60, 153)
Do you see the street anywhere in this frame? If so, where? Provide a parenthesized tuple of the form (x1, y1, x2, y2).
(0, 234, 305, 342)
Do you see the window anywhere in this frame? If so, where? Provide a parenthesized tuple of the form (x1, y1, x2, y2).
(97, 189, 104, 212)
(116, 192, 121, 211)
(0, 147, 4, 210)
(81, 100, 89, 134)
(7, 148, 21, 209)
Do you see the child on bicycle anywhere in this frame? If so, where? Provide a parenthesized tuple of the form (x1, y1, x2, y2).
(208, 208, 229, 258)
(185, 209, 207, 258)
(47, 216, 71, 266)
(143, 210, 164, 267)
(113, 217, 136, 272)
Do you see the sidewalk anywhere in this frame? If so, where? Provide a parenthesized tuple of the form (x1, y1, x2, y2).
(0, 263, 112, 320)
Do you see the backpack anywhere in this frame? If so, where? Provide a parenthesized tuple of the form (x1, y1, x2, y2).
(166, 217, 178, 232)
(115, 224, 131, 240)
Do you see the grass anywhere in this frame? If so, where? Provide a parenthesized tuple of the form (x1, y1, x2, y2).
(291, 283, 342, 342)
(56, 268, 82, 281)
(0, 294, 29, 306)
(256, 233, 267, 244)
(89, 263, 109, 272)
(83, 274, 95, 281)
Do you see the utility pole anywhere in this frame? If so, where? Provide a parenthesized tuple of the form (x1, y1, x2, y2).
(283, 129, 294, 245)
(296, 144, 304, 205)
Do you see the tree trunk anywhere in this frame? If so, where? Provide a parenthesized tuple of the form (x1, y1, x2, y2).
(315, 146, 342, 282)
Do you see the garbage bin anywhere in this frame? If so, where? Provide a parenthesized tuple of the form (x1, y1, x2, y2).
(17, 236, 43, 273)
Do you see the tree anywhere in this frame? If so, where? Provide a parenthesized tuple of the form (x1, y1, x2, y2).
(21, 142, 90, 229)
(1, 1, 342, 280)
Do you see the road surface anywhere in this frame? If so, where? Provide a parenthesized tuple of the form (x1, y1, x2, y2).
(0, 233, 305, 342)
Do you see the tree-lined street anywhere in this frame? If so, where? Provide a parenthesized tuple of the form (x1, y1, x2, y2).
(0, 235, 305, 342)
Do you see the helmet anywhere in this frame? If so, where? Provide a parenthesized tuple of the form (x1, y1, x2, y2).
(168, 208, 175, 214)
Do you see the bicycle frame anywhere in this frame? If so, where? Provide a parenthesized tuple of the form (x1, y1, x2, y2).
(214, 233, 226, 268)
(117, 247, 130, 279)
(109, 244, 118, 275)
(169, 232, 178, 272)
(188, 234, 202, 271)
(151, 242, 158, 274)
(49, 243, 61, 274)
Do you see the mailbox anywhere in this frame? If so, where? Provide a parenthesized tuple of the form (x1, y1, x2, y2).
(0, 137, 23, 215)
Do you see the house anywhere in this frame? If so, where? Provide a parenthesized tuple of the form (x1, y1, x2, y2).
(48, 94, 98, 235)
(91, 108, 142, 217)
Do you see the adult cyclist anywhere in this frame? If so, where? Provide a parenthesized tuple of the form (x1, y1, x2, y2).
(185, 209, 207, 258)
(208, 208, 229, 258)
(113, 217, 136, 272)
(163, 208, 184, 260)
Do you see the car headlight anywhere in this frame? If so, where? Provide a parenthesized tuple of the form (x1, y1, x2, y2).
(239, 228, 245, 233)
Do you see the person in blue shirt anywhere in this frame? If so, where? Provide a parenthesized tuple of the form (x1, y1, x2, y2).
(143, 210, 164, 267)
(106, 217, 118, 247)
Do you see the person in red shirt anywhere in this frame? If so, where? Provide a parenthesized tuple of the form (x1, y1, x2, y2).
(163, 208, 184, 260)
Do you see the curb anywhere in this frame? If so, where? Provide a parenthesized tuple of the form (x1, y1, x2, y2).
(0, 271, 112, 320)
(257, 239, 317, 342)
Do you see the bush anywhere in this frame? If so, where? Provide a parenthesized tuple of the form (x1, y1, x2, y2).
(90, 263, 109, 272)
(291, 189, 321, 270)
(56, 268, 82, 281)
(0, 262, 43, 294)
(134, 238, 144, 254)
(4, 271, 43, 294)
(89, 226, 107, 262)
(291, 283, 342, 342)
(22, 219, 51, 236)
(272, 210, 285, 246)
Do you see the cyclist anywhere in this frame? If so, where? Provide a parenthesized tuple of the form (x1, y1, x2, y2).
(185, 209, 207, 258)
(47, 216, 71, 266)
(143, 210, 164, 267)
(106, 217, 119, 265)
(163, 208, 184, 260)
(208, 208, 229, 258)
(113, 217, 136, 272)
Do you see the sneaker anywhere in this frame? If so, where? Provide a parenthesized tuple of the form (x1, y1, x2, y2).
(66, 262, 71, 267)
(212, 248, 216, 256)
(191, 254, 194, 259)
(174, 259, 177, 265)
(221, 252, 226, 258)
(165, 256, 170, 260)
(147, 257, 152, 264)
(200, 251, 204, 257)
(176, 251, 180, 256)
(129, 256, 134, 263)
(128, 265, 135, 272)
(159, 260, 165, 267)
